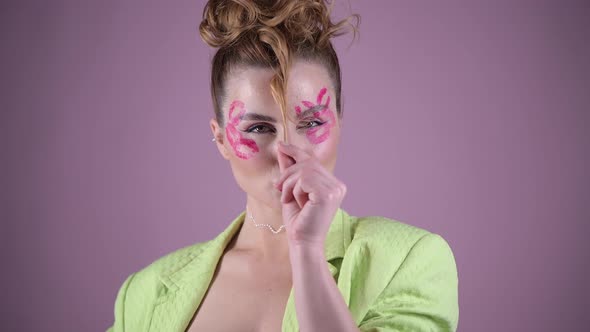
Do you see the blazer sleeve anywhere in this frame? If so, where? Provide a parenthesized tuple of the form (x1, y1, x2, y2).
(106, 272, 136, 332)
(358, 233, 459, 332)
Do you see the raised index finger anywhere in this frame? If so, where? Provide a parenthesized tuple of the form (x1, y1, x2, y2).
(277, 144, 296, 173)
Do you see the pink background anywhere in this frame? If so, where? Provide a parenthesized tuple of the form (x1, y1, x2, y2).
(2, 1, 588, 331)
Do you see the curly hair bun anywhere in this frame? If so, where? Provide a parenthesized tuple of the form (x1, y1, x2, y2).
(199, 0, 358, 50)
(199, 0, 259, 48)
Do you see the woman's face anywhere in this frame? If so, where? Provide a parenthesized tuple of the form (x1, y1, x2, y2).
(210, 60, 342, 210)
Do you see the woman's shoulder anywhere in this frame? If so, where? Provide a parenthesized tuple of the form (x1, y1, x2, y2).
(348, 213, 432, 245)
(107, 237, 221, 331)
(350, 214, 430, 238)
(344, 212, 456, 264)
(107, 239, 217, 328)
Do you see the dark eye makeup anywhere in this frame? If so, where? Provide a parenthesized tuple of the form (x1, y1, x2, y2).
(244, 119, 326, 134)
(245, 124, 276, 134)
(298, 120, 326, 129)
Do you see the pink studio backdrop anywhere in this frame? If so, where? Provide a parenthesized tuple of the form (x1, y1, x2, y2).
(2, 1, 588, 331)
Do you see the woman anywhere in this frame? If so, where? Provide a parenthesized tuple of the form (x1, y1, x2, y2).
(107, 0, 458, 331)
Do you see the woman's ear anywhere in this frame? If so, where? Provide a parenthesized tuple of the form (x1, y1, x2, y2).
(210, 118, 231, 160)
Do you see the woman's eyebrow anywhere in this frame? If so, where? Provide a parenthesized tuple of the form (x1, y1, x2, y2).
(239, 113, 277, 122)
(297, 105, 326, 118)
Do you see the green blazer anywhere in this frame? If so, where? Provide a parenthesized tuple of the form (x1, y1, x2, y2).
(107, 208, 459, 331)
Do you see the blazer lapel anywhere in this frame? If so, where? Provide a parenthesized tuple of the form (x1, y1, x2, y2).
(148, 211, 247, 332)
(147, 208, 352, 332)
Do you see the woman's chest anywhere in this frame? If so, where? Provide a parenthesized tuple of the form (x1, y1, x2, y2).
(185, 255, 293, 332)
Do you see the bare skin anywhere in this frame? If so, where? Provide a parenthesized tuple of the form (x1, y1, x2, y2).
(185, 225, 293, 332)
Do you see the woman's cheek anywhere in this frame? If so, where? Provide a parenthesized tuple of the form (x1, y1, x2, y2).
(226, 125, 259, 159)
(306, 109, 336, 145)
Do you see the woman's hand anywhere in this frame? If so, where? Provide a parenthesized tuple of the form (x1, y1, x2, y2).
(273, 141, 347, 249)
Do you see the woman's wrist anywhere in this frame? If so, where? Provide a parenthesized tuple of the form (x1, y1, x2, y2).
(289, 241, 326, 265)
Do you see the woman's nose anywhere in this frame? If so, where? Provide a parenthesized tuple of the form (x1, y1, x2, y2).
(283, 135, 308, 149)
(273, 135, 311, 166)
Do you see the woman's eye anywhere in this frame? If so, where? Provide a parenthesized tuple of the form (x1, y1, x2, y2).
(299, 120, 325, 129)
(246, 124, 275, 134)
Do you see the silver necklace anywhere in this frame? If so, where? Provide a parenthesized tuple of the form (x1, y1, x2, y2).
(246, 206, 285, 234)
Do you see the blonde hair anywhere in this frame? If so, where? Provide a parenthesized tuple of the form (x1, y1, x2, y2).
(199, 0, 359, 141)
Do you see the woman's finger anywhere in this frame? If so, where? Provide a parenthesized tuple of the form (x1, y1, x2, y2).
(301, 169, 335, 203)
(307, 178, 332, 204)
(275, 162, 305, 190)
(277, 142, 312, 164)
(280, 173, 299, 204)
(277, 146, 296, 173)
(292, 178, 309, 209)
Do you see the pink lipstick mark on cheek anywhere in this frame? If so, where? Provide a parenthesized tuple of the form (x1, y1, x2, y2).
(306, 108, 336, 144)
(297, 87, 336, 145)
(226, 100, 259, 159)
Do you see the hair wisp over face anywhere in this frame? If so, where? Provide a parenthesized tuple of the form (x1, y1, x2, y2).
(199, 0, 359, 142)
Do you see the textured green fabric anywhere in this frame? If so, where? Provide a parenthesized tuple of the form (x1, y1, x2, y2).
(106, 208, 458, 331)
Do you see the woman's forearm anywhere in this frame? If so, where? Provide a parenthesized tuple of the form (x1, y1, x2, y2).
(289, 242, 360, 332)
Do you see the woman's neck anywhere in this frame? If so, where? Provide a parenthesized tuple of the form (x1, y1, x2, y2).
(230, 197, 290, 261)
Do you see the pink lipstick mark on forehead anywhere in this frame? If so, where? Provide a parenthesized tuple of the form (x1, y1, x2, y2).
(226, 100, 259, 159)
(295, 87, 336, 145)
(317, 87, 330, 106)
(301, 101, 315, 109)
